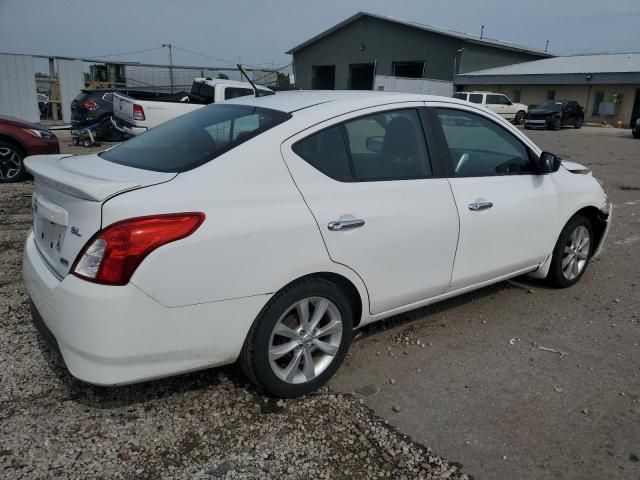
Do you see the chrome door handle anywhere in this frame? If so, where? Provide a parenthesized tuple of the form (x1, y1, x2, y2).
(468, 202, 493, 211)
(328, 219, 365, 231)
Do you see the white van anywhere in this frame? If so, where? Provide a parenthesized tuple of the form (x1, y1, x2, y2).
(453, 91, 528, 125)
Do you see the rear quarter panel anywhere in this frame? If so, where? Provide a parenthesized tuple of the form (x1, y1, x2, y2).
(101, 128, 369, 311)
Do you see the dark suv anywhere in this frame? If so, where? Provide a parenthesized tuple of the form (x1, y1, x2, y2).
(524, 100, 584, 130)
(70, 90, 125, 142)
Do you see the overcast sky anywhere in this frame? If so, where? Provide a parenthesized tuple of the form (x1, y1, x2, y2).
(1, 0, 639, 71)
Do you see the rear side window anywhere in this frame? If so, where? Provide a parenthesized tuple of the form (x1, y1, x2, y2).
(468, 94, 483, 104)
(224, 87, 254, 100)
(100, 104, 291, 172)
(293, 108, 432, 181)
(453, 93, 468, 101)
(292, 126, 352, 181)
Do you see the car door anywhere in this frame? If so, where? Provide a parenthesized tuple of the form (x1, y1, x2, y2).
(281, 104, 459, 314)
(428, 104, 558, 290)
(562, 102, 577, 125)
(485, 94, 505, 118)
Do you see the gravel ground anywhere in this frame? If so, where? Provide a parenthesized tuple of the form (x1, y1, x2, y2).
(0, 133, 470, 479)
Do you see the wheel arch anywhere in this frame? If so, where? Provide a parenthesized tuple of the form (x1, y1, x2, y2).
(572, 205, 608, 253)
(274, 271, 366, 327)
(0, 133, 27, 155)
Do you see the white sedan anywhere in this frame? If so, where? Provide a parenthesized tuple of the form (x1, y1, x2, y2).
(23, 91, 611, 397)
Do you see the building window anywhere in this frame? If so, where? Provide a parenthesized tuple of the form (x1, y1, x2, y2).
(592, 91, 604, 116)
(513, 90, 521, 103)
(312, 65, 335, 90)
(547, 90, 556, 100)
(392, 61, 425, 78)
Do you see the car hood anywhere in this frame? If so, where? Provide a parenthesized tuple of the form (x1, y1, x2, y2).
(528, 109, 558, 116)
(562, 160, 591, 175)
(0, 115, 47, 130)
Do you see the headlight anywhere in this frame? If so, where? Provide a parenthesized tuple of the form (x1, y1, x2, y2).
(22, 128, 56, 140)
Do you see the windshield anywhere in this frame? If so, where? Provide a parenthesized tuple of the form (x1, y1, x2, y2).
(100, 104, 290, 172)
(535, 101, 564, 111)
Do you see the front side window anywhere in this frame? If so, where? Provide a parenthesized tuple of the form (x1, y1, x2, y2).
(468, 93, 483, 104)
(101, 104, 290, 172)
(293, 108, 432, 181)
(436, 108, 533, 177)
(486, 94, 501, 105)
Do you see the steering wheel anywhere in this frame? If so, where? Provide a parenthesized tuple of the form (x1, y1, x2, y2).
(455, 152, 469, 174)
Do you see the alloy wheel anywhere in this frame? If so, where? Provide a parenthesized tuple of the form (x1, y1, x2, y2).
(561, 225, 590, 280)
(0, 147, 22, 180)
(268, 296, 343, 384)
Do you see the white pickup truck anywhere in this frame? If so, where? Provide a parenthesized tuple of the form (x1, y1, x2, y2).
(112, 78, 272, 136)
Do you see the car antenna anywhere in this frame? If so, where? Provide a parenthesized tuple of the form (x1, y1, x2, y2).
(237, 64, 275, 97)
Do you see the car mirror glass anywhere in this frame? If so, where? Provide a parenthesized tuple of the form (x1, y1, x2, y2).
(538, 151, 561, 173)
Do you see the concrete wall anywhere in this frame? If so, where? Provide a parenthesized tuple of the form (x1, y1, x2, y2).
(463, 84, 639, 127)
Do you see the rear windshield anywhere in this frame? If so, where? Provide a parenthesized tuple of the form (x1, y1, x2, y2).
(73, 92, 90, 103)
(100, 104, 291, 172)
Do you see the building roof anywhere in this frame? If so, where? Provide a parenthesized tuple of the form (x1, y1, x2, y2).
(286, 11, 553, 57)
(459, 53, 640, 76)
(455, 52, 640, 85)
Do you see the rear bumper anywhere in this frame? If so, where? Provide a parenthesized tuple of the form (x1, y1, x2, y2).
(111, 116, 147, 136)
(524, 119, 548, 128)
(22, 231, 270, 385)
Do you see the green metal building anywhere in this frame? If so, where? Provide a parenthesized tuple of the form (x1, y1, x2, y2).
(287, 12, 553, 90)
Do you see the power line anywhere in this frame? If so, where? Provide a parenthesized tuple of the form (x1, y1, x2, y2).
(93, 46, 165, 59)
(252, 63, 292, 85)
(171, 45, 237, 66)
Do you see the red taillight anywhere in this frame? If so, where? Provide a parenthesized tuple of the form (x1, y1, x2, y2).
(72, 213, 205, 285)
(133, 104, 145, 121)
(81, 100, 98, 110)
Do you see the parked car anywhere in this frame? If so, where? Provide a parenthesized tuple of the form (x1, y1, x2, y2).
(453, 91, 528, 124)
(37, 93, 49, 114)
(632, 117, 639, 139)
(23, 92, 611, 397)
(0, 116, 59, 183)
(70, 89, 126, 142)
(112, 78, 272, 136)
(525, 100, 584, 130)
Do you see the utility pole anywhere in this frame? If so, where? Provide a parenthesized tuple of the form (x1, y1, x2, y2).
(545, 40, 550, 53)
(162, 43, 174, 93)
(480, 25, 484, 39)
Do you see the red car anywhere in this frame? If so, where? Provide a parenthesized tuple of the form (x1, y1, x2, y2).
(0, 116, 60, 183)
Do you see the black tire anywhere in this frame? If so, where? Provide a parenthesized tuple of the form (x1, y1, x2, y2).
(99, 118, 124, 142)
(239, 277, 353, 398)
(574, 116, 583, 129)
(514, 111, 526, 125)
(632, 129, 639, 139)
(547, 215, 594, 288)
(0, 140, 26, 183)
(72, 137, 79, 146)
(550, 117, 562, 131)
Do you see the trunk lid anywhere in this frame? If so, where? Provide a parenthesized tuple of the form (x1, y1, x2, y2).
(25, 153, 176, 277)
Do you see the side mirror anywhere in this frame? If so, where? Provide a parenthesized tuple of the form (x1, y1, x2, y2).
(366, 136, 384, 153)
(536, 151, 561, 173)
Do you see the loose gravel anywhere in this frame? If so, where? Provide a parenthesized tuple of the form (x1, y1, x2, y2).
(0, 143, 470, 480)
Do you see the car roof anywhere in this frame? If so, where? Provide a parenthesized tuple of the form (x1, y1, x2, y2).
(225, 90, 461, 114)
